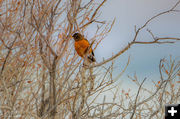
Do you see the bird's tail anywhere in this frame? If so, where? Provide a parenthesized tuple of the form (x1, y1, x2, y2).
(87, 55, 96, 63)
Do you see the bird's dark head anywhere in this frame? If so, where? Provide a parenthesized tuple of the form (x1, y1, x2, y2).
(72, 33, 83, 41)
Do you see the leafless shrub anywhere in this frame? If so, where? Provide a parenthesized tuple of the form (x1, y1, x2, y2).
(0, 0, 179, 119)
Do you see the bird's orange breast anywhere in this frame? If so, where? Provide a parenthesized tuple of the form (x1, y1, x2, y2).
(74, 39, 92, 57)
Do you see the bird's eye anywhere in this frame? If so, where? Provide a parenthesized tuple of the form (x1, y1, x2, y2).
(73, 33, 80, 39)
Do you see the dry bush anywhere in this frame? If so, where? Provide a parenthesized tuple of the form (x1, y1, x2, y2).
(0, 0, 179, 119)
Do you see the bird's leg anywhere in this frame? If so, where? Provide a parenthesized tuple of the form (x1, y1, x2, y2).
(83, 57, 89, 68)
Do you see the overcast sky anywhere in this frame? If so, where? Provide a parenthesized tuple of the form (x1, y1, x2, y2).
(87, 0, 180, 83)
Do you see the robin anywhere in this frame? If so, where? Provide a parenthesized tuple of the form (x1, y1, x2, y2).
(72, 33, 96, 63)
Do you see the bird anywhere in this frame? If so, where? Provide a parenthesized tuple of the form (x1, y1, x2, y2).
(72, 33, 96, 63)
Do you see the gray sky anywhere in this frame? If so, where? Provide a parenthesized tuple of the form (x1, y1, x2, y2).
(88, 0, 180, 82)
(87, 0, 180, 106)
